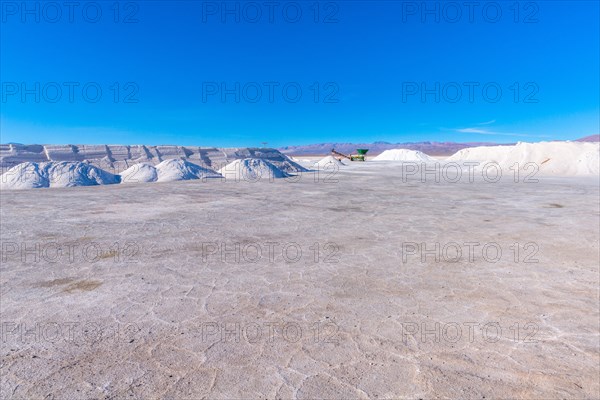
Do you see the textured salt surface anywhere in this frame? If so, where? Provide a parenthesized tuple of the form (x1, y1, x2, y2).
(448, 141, 600, 176)
(1, 166, 598, 398)
(373, 149, 436, 162)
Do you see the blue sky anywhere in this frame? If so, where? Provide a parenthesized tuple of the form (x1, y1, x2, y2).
(1, 0, 598, 147)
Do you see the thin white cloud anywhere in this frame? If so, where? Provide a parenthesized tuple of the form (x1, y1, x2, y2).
(477, 119, 496, 125)
(457, 128, 494, 134)
(454, 128, 550, 138)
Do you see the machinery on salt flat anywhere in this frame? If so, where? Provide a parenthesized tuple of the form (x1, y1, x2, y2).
(331, 148, 369, 161)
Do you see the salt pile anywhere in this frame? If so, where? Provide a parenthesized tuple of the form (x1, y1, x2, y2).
(314, 155, 346, 168)
(447, 141, 600, 176)
(0, 161, 120, 190)
(47, 162, 120, 187)
(0, 144, 306, 174)
(446, 144, 513, 163)
(120, 163, 159, 183)
(158, 159, 222, 181)
(274, 158, 309, 174)
(217, 147, 307, 174)
(373, 149, 436, 162)
(154, 159, 222, 182)
(0, 162, 47, 189)
(219, 158, 289, 181)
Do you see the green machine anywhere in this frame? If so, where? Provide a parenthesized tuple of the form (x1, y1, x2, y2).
(353, 148, 369, 161)
(331, 148, 369, 161)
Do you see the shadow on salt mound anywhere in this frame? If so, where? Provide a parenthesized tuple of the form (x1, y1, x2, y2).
(274, 158, 309, 173)
(218, 158, 289, 181)
(47, 162, 121, 187)
(0, 161, 120, 190)
(155, 159, 222, 182)
(313, 155, 346, 169)
(120, 163, 158, 183)
(373, 149, 436, 162)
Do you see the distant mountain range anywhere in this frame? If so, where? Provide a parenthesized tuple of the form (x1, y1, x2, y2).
(279, 141, 508, 156)
(576, 135, 600, 142)
(279, 136, 599, 156)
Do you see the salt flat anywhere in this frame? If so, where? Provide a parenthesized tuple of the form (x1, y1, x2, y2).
(1, 162, 599, 399)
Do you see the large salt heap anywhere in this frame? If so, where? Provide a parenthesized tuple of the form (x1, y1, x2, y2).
(155, 159, 222, 182)
(446, 144, 514, 163)
(373, 149, 436, 162)
(120, 159, 222, 183)
(219, 158, 289, 181)
(0, 162, 48, 189)
(0, 161, 120, 190)
(119, 163, 159, 183)
(47, 162, 121, 187)
(447, 141, 600, 176)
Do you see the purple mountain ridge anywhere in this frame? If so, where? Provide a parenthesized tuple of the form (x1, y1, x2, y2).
(576, 135, 600, 142)
(279, 136, 599, 156)
(278, 141, 510, 156)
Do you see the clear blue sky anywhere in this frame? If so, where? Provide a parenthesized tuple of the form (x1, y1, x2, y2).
(1, 0, 598, 147)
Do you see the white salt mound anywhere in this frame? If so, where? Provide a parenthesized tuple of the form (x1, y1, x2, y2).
(447, 141, 600, 176)
(120, 159, 221, 183)
(120, 163, 158, 183)
(0, 161, 120, 190)
(155, 159, 222, 182)
(314, 155, 346, 168)
(274, 158, 309, 174)
(0, 162, 47, 189)
(373, 149, 436, 162)
(47, 162, 120, 187)
(219, 158, 289, 181)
